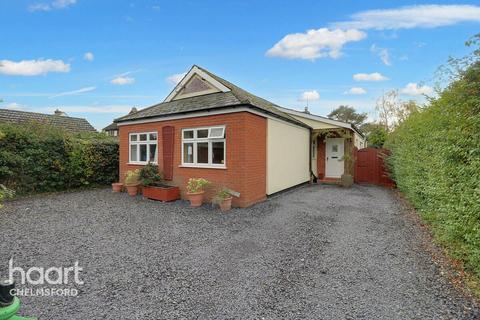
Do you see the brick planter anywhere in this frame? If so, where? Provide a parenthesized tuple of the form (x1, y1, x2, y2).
(142, 185, 180, 202)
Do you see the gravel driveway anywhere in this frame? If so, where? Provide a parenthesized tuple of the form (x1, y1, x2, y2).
(1, 184, 478, 319)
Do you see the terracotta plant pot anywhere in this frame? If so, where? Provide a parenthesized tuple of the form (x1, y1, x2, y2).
(125, 184, 139, 196)
(219, 197, 233, 212)
(186, 191, 205, 207)
(143, 185, 180, 202)
(112, 182, 123, 193)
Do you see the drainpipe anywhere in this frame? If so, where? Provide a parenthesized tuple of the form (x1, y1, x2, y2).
(309, 128, 318, 183)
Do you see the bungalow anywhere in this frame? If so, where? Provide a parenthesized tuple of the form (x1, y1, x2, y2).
(0, 108, 96, 133)
(114, 65, 365, 207)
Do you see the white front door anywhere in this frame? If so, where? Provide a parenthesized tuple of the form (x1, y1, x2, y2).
(325, 138, 344, 178)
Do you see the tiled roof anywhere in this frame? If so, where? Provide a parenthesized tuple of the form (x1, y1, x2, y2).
(103, 122, 118, 131)
(115, 66, 310, 129)
(0, 109, 96, 133)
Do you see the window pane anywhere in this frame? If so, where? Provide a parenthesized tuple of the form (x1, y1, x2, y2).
(197, 129, 208, 138)
(209, 127, 225, 138)
(197, 142, 208, 163)
(130, 134, 137, 142)
(149, 133, 157, 141)
(140, 144, 147, 162)
(183, 143, 194, 163)
(332, 145, 338, 152)
(183, 130, 194, 139)
(139, 134, 147, 141)
(212, 141, 225, 164)
(130, 145, 138, 161)
(149, 144, 157, 163)
(113, 130, 118, 137)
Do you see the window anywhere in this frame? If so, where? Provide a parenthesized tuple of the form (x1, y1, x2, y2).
(312, 140, 317, 159)
(129, 132, 157, 164)
(181, 126, 226, 168)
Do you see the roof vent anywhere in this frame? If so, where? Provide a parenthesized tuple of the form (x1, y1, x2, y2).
(304, 106, 310, 114)
(129, 107, 138, 114)
(54, 109, 67, 116)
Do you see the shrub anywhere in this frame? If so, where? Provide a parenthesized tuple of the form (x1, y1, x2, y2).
(385, 60, 480, 277)
(212, 187, 232, 205)
(124, 169, 140, 186)
(0, 123, 119, 195)
(139, 163, 163, 186)
(186, 178, 210, 193)
(0, 184, 15, 208)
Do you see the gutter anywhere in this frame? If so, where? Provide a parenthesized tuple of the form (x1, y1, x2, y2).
(114, 104, 312, 130)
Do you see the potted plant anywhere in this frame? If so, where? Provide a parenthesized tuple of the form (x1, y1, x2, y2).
(185, 178, 210, 207)
(212, 187, 233, 212)
(124, 169, 140, 196)
(139, 163, 180, 202)
(112, 182, 123, 192)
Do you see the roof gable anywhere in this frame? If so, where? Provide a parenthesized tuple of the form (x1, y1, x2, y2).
(165, 66, 230, 102)
(115, 65, 310, 129)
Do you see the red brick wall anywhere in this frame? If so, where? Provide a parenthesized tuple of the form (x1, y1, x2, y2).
(118, 112, 267, 207)
(317, 136, 326, 179)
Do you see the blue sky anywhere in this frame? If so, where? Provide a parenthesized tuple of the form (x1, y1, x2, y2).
(1, 1, 479, 130)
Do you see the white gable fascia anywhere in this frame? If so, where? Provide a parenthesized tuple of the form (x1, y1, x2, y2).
(277, 106, 365, 138)
(164, 65, 231, 102)
(277, 106, 350, 129)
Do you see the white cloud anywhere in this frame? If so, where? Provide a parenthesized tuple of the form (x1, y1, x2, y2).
(299, 90, 320, 101)
(49, 86, 96, 98)
(29, 0, 76, 11)
(333, 5, 480, 30)
(370, 44, 391, 66)
(353, 72, 389, 82)
(166, 73, 187, 85)
(266, 28, 366, 60)
(111, 76, 135, 85)
(345, 87, 367, 95)
(84, 52, 94, 61)
(401, 83, 433, 96)
(4, 103, 25, 110)
(0, 59, 70, 76)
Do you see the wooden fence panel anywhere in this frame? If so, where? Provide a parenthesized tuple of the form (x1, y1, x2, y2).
(355, 148, 395, 187)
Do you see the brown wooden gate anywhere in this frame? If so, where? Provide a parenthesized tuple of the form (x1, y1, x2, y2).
(355, 148, 395, 187)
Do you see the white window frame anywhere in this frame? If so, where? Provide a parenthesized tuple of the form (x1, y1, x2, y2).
(181, 126, 226, 169)
(129, 132, 158, 165)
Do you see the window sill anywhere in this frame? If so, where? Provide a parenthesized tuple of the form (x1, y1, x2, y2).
(127, 162, 158, 166)
(179, 164, 227, 170)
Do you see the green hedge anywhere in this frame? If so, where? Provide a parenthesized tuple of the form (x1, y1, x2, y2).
(0, 123, 119, 194)
(385, 61, 480, 277)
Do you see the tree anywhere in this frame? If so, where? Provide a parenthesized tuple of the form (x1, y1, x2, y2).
(361, 123, 387, 148)
(327, 105, 368, 127)
(375, 90, 421, 132)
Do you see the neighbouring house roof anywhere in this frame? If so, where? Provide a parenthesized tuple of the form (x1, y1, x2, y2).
(0, 108, 96, 133)
(114, 65, 310, 129)
(103, 122, 118, 131)
(276, 106, 365, 138)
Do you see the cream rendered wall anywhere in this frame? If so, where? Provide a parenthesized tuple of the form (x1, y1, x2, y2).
(354, 132, 366, 149)
(267, 118, 310, 195)
(290, 114, 340, 178)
